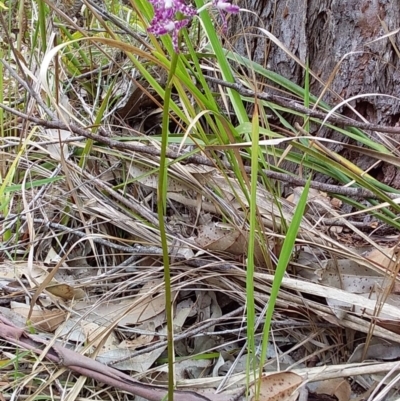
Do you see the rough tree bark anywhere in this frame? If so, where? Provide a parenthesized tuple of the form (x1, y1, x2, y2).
(227, 0, 400, 187)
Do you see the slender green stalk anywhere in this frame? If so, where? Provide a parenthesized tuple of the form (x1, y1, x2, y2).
(303, 60, 310, 134)
(256, 178, 311, 399)
(79, 79, 114, 169)
(195, 0, 249, 130)
(36, 0, 48, 51)
(0, 47, 3, 140)
(246, 107, 260, 388)
(158, 51, 179, 401)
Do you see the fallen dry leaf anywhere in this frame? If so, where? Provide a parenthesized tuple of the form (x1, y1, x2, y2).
(308, 379, 351, 401)
(46, 283, 86, 300)
(11, 302, 66, 332)
(249, 372, 302, 401)
(364, 246, 400, 271)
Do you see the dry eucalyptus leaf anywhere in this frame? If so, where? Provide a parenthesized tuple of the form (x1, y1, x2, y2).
(119, 322, 155, 350)
(195, 223, 265, 263)
(46, 283, 86, 300)
(349, 341, 400, 363)
(74, 279, 170, 326)
(308, 379, 351, 401)
(174, 299, 194, 332)
(317, 259, 388, 294)
(96, 348, 140, 371)
(163, 358, 211, 380)
(212, 352, 233, 377)
(98, 325, 168, 372)
(55, 317, 86, 343)
(75, 295, 166, 326)
(45, 128, 71, 161)
(11, 302, 66, 332)
(44, 247, 61, 264)
(128, 162, 188, 192)
(0, 306, 27, 328)
(286, 193, 294, 203)
(178, 164, 215, 175)
(249, 372, 302, 401)
(195, 223, 242, 252)
(292, 187, 331, 215)
(0, 263, 24, 279)
(218, 354, 252, 376)
(326, 298, 352, 320)
(44, 95, 72, 160)
(81, 321, 119, 352)
(364, 246, 400, 270)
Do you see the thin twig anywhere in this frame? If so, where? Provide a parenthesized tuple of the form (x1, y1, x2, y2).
(204, 75, 400, 135)
(0, 103, 397, 201)
(4, 214, 143, 254)
(0, 60, 56, 120)
(110, 306, 246, 364)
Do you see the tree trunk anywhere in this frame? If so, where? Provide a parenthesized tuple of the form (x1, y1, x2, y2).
(228, 0, 400, 186)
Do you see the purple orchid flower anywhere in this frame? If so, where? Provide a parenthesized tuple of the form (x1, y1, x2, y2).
(147, 0, 196, 50)
(213, 0, 239, 13)
(211, 0, 240, 31)
(147, 0, 239, 51)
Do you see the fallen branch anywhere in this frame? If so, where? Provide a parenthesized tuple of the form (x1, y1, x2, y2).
(0, 102, 397, 201)
(0, 314, 240, 401)
(204, 75, 400, 135)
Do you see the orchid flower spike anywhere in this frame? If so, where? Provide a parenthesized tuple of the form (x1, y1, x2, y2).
(147, 0, 239, 52)
(147, 0, 196, 51)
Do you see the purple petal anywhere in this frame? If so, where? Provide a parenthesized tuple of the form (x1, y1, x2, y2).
(148, 20, 176, 35)
(213, 0, 239, 13)
(148, 0, 164, 7)
(147, 16, 190, 37)
(172, 0, 197, 17)
(150, 0, 197, 16)
(154, 7, 175, 20)
(147, 0, 198, 51)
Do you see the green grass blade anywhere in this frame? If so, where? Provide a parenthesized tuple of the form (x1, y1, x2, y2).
(256, 177, 311, 398)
